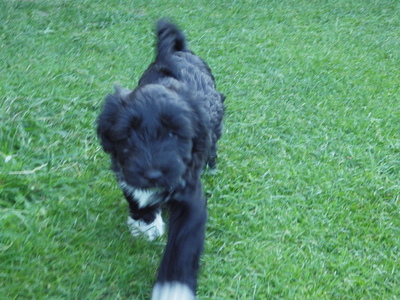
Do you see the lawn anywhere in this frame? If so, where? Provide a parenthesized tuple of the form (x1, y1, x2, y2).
(1, 0, 399, 299)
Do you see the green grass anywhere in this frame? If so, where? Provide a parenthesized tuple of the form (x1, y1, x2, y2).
(1, 0, 399, 299)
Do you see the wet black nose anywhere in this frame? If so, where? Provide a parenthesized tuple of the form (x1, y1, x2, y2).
(144, 169, 163, 182)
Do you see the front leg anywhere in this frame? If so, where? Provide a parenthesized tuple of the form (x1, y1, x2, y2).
(152, 181, 207, 300)
(112, 158, 165, 241)
(123, 189, 165, 241)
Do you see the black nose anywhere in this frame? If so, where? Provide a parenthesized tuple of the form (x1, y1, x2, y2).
(144, 169, 163, 182)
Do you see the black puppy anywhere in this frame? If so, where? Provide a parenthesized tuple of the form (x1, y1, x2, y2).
(97, 20, 224, 299)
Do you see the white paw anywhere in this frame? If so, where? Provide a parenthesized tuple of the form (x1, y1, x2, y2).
(127, 212, 165, 241)
(151, 282, 195, 300)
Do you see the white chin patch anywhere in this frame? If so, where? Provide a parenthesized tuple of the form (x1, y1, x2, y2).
(151, 282, 195, 300)
(127, 212, 165, 241)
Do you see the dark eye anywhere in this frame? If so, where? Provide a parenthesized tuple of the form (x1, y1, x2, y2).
(168, 132, 176, 138)
(130, 116, 141, 129)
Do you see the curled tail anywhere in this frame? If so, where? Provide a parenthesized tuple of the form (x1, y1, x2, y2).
(156, 19, 188, 61)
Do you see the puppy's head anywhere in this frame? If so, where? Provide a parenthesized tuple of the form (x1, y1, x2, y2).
(97, 83, 210, 190)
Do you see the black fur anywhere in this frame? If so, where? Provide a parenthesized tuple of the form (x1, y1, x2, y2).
(97, 20, 224, 299)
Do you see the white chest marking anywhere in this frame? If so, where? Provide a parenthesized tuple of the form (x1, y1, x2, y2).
(119, 181, 159, 208)
(133, 189, 158, 208)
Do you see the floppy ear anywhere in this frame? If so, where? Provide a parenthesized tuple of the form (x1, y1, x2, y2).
(97, 87, 131, 153)
(165, 83, 211, 171)
(185, 93, 211, 173)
